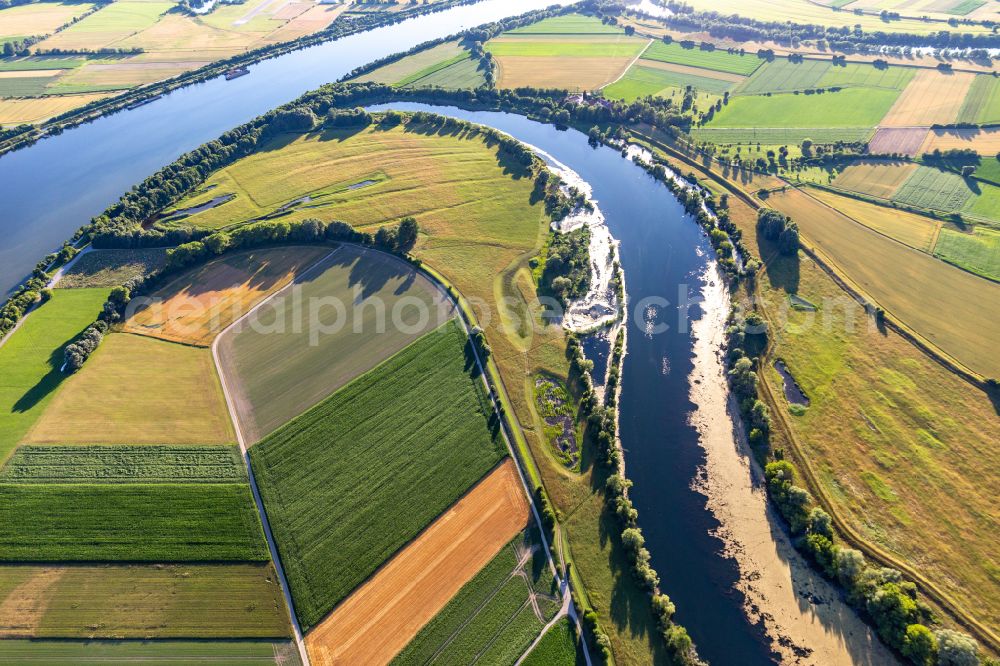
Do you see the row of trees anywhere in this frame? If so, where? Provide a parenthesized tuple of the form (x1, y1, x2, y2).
(565, 331, 705, 666)
(0, 243, 77, 341)
(660, 4, 1000, 50)
(725, 313, 990, 666)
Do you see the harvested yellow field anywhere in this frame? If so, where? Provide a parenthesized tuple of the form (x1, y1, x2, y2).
(768, 186, 1000, 377)
(0, 2, 94, 40)
(921, 127, 1000, 155)
(25, 333, 235, 445)
(880, 70, 975, 127)
(832, 161, 917, 200)
(806, 186, 940, 252)
(305, 460, 532, 666)
(496, 55, 635, 91)
(0, 93, 113, 125)
(636, 58, 746, 83)
(123, 246, 328, 346)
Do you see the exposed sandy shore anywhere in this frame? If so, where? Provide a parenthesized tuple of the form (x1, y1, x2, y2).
(687, 265, 899, 666)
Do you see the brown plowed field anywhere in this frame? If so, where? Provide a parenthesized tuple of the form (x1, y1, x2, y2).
(123, 246, 328, 346)
(920, 127, 1000, 155)
(879, 70, 975, 127)
(305, 459, 532, 666)
(867, 127, 929, 157)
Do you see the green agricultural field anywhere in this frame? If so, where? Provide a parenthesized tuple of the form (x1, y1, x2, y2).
(0, 77, 54, 97)
(963, 179, 1000, 223)
(737, 58, 831, 94)
(934, 226, 1000, 281)
(892, 165, 974, 211)
(690, 126, 873, 145)
(50, 1, 171, 44)
(217, 245, 454, 444)
(0, 640, 300, 665)
(393, 531, 557, 665)
(815, 62, 915, 91)
(486, 38, 647, 59)
(507, 14, 624, 34)
(0, 563, 292, 639)
(973, 156, 1000, 183)
(523, 618, 585, 665)
(56, 248, 167, 288)
(0, 482, 268, 561)
(401, 56, 485, 89)
(643, 41, 762, 76)
(250, 321, 506, 630)
(0, 445, 246, 484)
(604, 63, 733, 101)
(707, 88, 900, 128)
(0, 288, 108, 462)
(354, 41, 468, 85)
(945, 0, 986, 14)
(768, 187, 1000, 377)
(26, 333, 235, 445)
(0, 57, 86, 72)
(958, 75, 1000, 123)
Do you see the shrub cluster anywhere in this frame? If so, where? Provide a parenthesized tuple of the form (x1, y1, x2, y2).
(63, 320, 108, 373)
(540, 227, 591, 306)
(756, 208, 800, 255)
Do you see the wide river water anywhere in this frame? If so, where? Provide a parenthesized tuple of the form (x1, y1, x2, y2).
(0, 1, 887, 662)
(0, 0, 568, 295)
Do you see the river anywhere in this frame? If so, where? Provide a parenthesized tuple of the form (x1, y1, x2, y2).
(0, 0, 568, 296)
(370, 103, 895, 666)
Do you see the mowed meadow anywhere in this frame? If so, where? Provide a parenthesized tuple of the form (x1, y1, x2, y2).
(756, 249, 1000, 630)
(250, 321, 507, 630)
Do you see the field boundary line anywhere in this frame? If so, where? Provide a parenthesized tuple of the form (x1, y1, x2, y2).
(599, 38, 652, 90)
(210, 246, 341, 666)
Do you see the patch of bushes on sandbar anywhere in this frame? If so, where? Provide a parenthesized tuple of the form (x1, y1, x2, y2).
(725, 311, 992, 666)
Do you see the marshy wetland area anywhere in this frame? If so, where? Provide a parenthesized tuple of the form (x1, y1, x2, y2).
(0, 1, 998, 665)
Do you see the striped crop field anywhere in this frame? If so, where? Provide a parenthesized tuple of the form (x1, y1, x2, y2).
(0, 445, 246, 484)
(250, 320, 507, 630)
(891, 165, 974, 212)
(643, 40, 761, 76)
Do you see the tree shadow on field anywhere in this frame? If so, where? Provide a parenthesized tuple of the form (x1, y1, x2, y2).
(313, 124, 371, 144)
(12, 324, 90, 414)
(400, 119, 532, 181)
(315, 246, 413, 302)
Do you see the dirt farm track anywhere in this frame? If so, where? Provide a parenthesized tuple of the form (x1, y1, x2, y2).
(304, 460, 531, 665)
